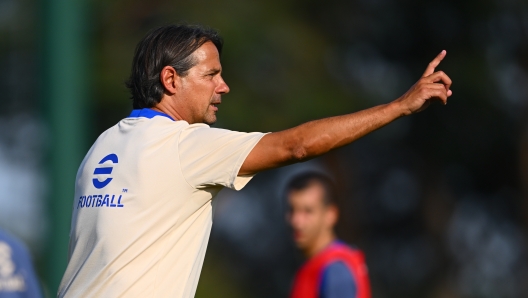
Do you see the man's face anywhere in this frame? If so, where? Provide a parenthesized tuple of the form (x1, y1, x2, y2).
(178, 41, 230, 125)
(287, 182, 334, 252)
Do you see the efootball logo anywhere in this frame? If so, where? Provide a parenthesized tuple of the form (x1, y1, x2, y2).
(93, 153, 118, 189)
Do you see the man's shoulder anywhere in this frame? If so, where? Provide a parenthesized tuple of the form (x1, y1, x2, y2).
(327, 240, 363, 255)
(179, 123, 262, 142)
(0, 229, 32, 260)
(316, 241, 367, 271)
(94, 116, 190, 141)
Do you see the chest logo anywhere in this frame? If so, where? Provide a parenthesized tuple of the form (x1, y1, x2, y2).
(92, 153, 118, 189)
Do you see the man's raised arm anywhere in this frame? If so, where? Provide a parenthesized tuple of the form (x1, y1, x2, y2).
(240, 51, 452, 175)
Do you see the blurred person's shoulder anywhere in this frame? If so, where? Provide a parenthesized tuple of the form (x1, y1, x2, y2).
(0, 229, 31, 257)
(0, 229, 42, 297)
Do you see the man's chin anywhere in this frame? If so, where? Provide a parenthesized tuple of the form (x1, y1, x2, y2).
(294, 239, 308, 250)
(203, 115, 217, 125)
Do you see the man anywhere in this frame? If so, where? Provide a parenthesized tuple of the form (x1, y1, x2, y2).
(58, 24, 451, 297)
(287, 172, 370, 298)
(0, 229, 42, 298)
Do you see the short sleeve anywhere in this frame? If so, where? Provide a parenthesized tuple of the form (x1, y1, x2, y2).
(178, 124, 266, 190)
(320, 261, 357, 298)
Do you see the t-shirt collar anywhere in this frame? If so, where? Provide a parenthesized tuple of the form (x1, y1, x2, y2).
(129, 108, 175, 121)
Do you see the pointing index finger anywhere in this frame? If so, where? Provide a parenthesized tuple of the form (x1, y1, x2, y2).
(423, 50, 446, 77)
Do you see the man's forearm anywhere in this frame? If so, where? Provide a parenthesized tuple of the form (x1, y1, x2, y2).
(240, 51, 452, 175)
(284, 102, 405, 160)
(240, 101, 407, 175)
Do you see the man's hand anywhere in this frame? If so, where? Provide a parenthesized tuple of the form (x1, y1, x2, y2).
(393, 50, 452, 116)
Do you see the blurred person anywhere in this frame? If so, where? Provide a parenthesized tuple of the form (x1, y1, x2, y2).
(58, 24, 452, 297)
(0, 229, 42, 298)
(287, 172, 370, 298)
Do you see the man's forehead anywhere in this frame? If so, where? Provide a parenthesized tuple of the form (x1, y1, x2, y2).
(288, 182, 326, 204)
(191, 41, 220, 63)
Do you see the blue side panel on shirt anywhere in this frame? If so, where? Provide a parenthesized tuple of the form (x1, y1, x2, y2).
(0, 230, 42, 298)
(320, 261, 357, 298)
(128, 108, 174, 121)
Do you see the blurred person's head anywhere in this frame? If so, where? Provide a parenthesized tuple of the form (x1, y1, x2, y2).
(126, 24, 225, 123)
(286, 172, 338, 257)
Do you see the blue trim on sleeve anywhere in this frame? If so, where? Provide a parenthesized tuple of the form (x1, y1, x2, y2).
(320, 261, 357, 298)
(128, 108, 174, 121)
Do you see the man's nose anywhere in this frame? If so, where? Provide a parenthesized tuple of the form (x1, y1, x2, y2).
(216, 77, 230, 94)
(290, 213, 303, 227)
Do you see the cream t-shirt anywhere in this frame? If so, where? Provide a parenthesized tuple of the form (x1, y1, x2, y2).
(58, 109, 265, 297)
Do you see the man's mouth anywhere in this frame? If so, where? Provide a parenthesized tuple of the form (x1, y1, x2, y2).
(210, 101, 221, 112)
(293, 230, 302, 241)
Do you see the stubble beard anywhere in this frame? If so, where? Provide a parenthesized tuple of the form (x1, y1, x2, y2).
(203, 109, 217, 125)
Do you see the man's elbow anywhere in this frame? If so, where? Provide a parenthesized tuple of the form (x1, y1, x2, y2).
(287, 134, 330, 163)
(290, 144, 309, 162)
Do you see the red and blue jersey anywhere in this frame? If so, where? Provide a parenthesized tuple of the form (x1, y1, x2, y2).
(290, 241, 371, 298)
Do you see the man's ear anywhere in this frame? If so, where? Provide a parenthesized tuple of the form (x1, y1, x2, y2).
(160, 66, 179, 95)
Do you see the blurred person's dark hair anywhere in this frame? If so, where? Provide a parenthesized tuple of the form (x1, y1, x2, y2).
(286, 172, 337, 206)
(126, 24, 223, 109)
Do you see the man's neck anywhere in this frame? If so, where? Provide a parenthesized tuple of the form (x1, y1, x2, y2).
(305, 233, 336, 258)
(151, 97, 187, 122)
